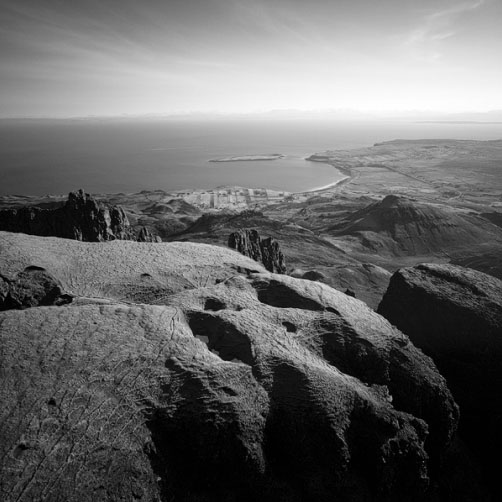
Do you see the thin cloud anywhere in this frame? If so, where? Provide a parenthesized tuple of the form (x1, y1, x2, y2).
(405, 0, 486, 61)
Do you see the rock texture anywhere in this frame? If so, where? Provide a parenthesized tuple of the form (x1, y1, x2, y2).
(0, 231, 461, 502)
(378, 263, 502, 497)
(0, 267, 72, 310)
(0, 189, 133, 241)
(228, 229, 287, 273)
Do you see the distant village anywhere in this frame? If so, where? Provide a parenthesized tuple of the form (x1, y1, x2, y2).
(170, 186, 292, 210)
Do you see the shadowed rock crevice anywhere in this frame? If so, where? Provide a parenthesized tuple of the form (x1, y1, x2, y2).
(204, 297, 226, 311)
(186, 311, 255, 365)
(282, 321, 297, 332)
(252, 278, 326, 311)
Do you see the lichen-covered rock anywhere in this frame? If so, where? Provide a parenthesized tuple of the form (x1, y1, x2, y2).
(228, 229, 286, 273)
(378, 263, 502, 497)
(0, 231, 461, 501)
(0, 189, 133, 241)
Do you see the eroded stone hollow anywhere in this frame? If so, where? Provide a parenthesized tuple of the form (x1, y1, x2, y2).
(187, 311, 254, 365)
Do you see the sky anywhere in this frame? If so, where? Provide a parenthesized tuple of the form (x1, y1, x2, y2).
(1, 0, 501, 117)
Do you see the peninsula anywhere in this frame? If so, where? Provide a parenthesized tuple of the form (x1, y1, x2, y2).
(208, 153, 285, 162)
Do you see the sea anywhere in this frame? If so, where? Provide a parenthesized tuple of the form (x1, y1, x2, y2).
(1, 118, 502, 196)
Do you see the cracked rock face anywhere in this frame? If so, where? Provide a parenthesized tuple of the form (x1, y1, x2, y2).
(0, 231, 459, 502)
(378, 263, 502, 497)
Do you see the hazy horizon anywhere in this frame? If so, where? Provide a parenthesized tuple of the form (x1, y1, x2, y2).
(3, 108, 502, 121)
(2, 0, 502, 118)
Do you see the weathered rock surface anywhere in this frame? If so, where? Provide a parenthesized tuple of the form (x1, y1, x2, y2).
(0, 231, 265, 303)
(0, 267, 72, 310)
(228, 228, 287, 273)
(0, 231, 461, 501)
(0, 189, 133, 241)
(378, 263, 502, 497)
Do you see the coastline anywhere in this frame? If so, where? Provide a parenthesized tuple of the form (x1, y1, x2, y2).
(298, 154, 353, 194)
(301, 175, 350, 193)
(0, 151, 353, 206)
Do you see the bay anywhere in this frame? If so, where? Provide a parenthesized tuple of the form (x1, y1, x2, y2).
(1, 118, 501, 196)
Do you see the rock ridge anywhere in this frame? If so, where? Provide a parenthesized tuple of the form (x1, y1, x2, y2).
(228, 229, 287, 273)
(0, 189, 133, 241)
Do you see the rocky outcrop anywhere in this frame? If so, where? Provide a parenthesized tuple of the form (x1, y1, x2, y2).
(166, 209, 393, 308)
(378, 263, 502, 497)
(0, 231, 462, 501)
(0, 189, 133, 241)
(136, 226, 162, 242)
(0, 266, 72, 310)
(228, 229, 286, 273)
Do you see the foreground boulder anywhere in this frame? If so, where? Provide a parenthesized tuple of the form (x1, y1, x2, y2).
(378, 263, 502, 497)
(228, 229, 286, 273)
(0, 231, 460, 501)
(0, 189, 133, 241)
(0, 266, 72, 310)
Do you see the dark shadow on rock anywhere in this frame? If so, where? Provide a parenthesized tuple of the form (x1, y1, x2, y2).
(252, 278, 325, 311)
(204, 297, 227, 311)
(143, 357, 268, 502)
(378, 263, 502, 499)
(0, 268, 72, 310)
(186, 311, 254, 365)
